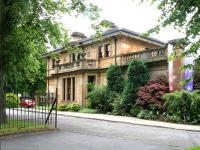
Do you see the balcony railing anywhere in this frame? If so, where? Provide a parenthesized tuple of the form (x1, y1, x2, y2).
(58, 59, 97, 72)
(121, 48, 167, 65)
(49, 48, 167, 75)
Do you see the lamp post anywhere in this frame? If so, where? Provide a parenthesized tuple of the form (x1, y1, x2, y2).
(55, 59, 60, 128)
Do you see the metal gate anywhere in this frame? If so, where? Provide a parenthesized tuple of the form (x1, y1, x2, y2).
(0, 92, 57, 129)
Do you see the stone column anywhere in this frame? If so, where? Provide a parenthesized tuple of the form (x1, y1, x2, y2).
(168, 43, 184, 91)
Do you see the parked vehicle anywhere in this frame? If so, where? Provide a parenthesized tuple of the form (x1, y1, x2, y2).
(19, 98, 35, 108)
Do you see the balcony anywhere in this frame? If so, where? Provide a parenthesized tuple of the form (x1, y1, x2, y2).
(120, 48, 167, 65)
(49, 48, 167, 75)
(57, 59, 97, 73)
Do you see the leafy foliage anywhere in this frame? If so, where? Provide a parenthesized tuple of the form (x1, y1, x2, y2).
(190, 90, 200, 121)
(166, 114, 182, 123)
(6, 93, 19, 108)
(87, 83, 95, 93)
(0, 0, 100, 93)
(107, 65, 124, 93)
(122, 60, 149, 112)
(163, 90, 200, 122)
(163, 91, 191, 121)
(137, 76, 169, 110)
(130, 105, 142, 117)
(67, 103, 81, 112)
(58, 103, 80, 112)
(146, 0, 200, 67)
(0, 0, 101, 123)
(58, 103, 69, 111)
(92, 20, 116, 40)
(88, 85, 110, 113)
(136, 110, 157, 120)
(111, 94, 126, 116)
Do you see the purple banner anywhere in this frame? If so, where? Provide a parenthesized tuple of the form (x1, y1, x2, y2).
(184, 70, 193, 92)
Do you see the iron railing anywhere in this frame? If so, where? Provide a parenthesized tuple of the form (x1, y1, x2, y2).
(0, 92, 57, 129)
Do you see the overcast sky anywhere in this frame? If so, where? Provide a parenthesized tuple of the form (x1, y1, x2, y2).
(61, 0, 185, 42)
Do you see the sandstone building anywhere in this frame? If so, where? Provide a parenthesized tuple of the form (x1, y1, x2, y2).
(43, 27, 183, 106)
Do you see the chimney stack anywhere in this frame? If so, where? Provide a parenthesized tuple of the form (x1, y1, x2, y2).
(70, 32, 86, 42)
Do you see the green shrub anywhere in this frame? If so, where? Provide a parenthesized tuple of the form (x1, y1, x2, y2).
(87, 83, 95, 92)
(163, 91, 192, 121)
(137, 110, 156, 120)
(88, 85, 110, 113)
(58, 103, 68, 111)
(166, 114, 182, 123)
(130, 105, 142, 117)
(6, 93, 19, 108)
(122, 60, 149, 112)
(190, 90, 200, 121)
(107, 65, 124, 93)
(111, 94, 126, 116)
(163, 90, 200, 123)
(67, 103, 81, 112)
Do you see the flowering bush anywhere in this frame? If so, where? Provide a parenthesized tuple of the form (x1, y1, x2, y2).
(136, 76, 168, 110)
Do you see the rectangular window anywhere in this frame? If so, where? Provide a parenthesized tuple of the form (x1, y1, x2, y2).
(67, 78, 71, 101)
(72, 54, 76, 62)
(88, 76, 96, 92)
(77, 53, 81, 61)
(104, 44, 110, 57)
(98, 46, 103, 58)
(88, 76, 96, 83)
(63, 78, 66, 101)
(72, 77, 75, 101)
(52, 59, 56, 68)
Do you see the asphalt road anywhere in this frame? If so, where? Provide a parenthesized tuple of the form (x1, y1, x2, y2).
(1, 115, 200, 150)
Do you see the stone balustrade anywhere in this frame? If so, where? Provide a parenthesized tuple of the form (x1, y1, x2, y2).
(49, 48, 167, 75)
(121, 48, 167, 65)
(58, 59, 97, 72)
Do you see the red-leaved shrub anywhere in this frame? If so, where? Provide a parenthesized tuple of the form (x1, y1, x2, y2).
(136, 76, 169, 110)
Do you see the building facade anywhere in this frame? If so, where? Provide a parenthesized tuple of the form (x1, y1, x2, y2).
(43, 28, 184, 106)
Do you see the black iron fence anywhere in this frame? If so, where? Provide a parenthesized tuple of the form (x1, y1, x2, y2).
(0, 92, 57, 129)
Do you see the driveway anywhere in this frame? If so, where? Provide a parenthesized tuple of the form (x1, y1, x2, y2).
(1, 115, 200, 150)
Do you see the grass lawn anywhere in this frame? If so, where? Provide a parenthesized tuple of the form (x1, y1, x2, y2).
(0, 120, 54, 137)
(186, 147, 200, 150)
(79, 108, 97, 113)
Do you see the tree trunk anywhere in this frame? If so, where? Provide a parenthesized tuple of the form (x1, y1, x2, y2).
(0, 69, 7, 124)
(0, 0, 7, 124)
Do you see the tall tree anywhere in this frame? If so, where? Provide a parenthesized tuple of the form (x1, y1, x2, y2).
(0, 0, 100, 124)
(122, 60, 149, 112)
(107, 65, 124, 93)
(146, 0, 200, 59)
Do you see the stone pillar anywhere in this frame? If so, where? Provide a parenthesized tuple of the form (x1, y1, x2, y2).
(168, 43, 184, 91)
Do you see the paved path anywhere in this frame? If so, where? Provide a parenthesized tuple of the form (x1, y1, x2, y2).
(1, 114, 200, 150)
(57, 111, 200, 131)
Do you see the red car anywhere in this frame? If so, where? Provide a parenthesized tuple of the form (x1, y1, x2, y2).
(20, 98, 35, 108)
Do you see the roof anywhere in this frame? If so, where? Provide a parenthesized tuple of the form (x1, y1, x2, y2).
(42, 27, 166, 57)
(79, 27, 166, 46)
